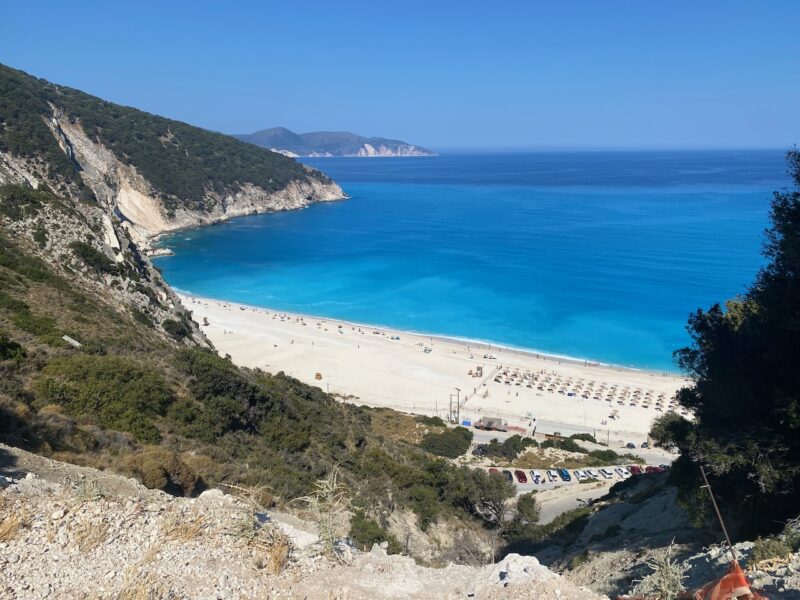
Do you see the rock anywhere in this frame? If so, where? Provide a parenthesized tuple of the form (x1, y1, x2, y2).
(379, 541, 389, 550)
(50, 509, 64, 520)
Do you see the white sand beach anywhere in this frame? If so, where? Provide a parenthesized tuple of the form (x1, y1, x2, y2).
(181, 295, 691, 446)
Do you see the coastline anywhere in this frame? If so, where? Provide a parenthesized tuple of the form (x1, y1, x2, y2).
(180, 293, 690, 445)
(173, 288, 675, 377)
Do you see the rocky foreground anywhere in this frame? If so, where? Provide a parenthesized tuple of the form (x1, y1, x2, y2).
(0, 445, 604, 600)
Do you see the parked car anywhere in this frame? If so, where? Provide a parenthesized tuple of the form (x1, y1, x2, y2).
(625, 442, 636, 449)
(573, 470, 588, 482)
(488, 468, 499, 475)
(558, 468, 572, 482)
(546, 470, 559, 482)
(501, 470, 513, 483)
(531, 470, 543, 484)
(599, 468, 614, 479)
(514, 469, 528, 483)
(645, 466, 664, 474)
(628, 465, 643, 476)
(586, 469, 600, 480)
(615, 467, 630, 479)
(641, 441, 649, 448)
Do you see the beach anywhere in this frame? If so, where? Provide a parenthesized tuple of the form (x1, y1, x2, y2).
(181, 294, 690, 446)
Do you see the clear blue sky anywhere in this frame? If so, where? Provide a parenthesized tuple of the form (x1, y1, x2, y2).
(2, 1, 798, 150)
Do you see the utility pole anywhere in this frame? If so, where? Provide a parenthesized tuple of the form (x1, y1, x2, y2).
(455, 387, 461, 424)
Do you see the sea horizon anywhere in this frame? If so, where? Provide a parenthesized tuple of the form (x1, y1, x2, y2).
(153, 149, 790, 372)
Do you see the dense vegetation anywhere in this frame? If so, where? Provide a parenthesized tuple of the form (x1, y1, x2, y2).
(483, 434, 538, 460)
(0, 63, 331, 212)
(0, 222, 517, 550)
(651, 149, 800, 538)
(419, 426, 473, 458)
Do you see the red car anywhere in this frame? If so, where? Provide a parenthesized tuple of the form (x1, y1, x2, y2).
(488, 468, 499, 475)
(628, 465, 643, 476)
(645, 466, 664, 474)
(514, 469, 528, 483)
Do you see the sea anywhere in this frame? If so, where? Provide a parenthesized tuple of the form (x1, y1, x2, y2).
(153, 150, 791, 372)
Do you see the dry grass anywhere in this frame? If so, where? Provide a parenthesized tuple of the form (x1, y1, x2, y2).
(369, 408, 438, 444)
(163, 512, 206, 542)
(117, 571, 176, 600)
(73, 519, 109, 553)
(0, 506, 31, 542)
(249, 529, 291, 574)
(212, 483, 293, 574)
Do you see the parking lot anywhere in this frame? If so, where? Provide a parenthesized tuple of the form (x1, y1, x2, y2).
(484, 464, 666, 494)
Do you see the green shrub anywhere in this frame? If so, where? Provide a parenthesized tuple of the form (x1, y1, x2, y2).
(32, 224, 47, 248)
(34, 355, 173, 443)
(751, 536, 792, 563)
(0, 232, 68, 288)
(587, 449, 620, 463)
(12, 312, 58, 338)
(484, 434, 538, 460)
(69, 241, 118, 275)
(349, 510, 402, 554)
(570, 433, 597, 443)
(420, 426, 473, 458)
(416, 415, 446, 427)
(118, 448, 200, 496)
(569, 550, 590, 570)
(162, 318, 190, 339)
(0, 291, 28, 313)
(0, 185, 49, 220)
(541, 438, 587, 454)
(0, 331, 26, 362)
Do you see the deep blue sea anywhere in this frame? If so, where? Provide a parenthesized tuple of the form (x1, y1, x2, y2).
(153, 151, 791, 372)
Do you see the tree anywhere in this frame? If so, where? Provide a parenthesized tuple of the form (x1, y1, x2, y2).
(667, 149, 800, 537)
(420, 426, 473, 458)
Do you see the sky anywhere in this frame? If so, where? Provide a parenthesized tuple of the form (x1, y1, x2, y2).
(2, 1, 799, 150)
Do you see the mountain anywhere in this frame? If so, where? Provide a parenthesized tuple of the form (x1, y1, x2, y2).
(235, 127, 436, 157)
(0, 62, 520, 566)
(0, 64, 345, 245)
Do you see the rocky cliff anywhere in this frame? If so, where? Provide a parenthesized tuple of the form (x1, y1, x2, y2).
(0, 62, 346, 340)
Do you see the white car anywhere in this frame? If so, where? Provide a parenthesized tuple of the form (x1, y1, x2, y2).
(599, 468, 614, 479)
(573, 470, 589, 482)
(531, 470, 543, 484)
(586, 469, 600, 480)
(546, 470, 559, 482)
(615, 467, 631, 479)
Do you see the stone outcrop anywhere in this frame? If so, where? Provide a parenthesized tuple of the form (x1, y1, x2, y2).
(0, 443, 606, 600)
(38, 112, 346, 248)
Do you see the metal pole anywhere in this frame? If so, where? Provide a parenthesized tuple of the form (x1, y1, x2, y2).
(700, 465, 738, 563)
(455, 387, 461, 424)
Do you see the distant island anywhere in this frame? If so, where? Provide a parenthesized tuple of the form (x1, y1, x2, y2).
(234, 127, 436, 157)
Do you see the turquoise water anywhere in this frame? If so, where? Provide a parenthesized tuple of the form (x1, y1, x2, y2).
(154, 151, 790, 371)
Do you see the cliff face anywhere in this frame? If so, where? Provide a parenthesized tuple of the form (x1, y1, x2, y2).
(34, 114, 345, 247)
(0, 63, 346, 340)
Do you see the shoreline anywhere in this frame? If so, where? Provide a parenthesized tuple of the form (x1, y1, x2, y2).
(180, 293, 690, 445)
(146, 192, 350, 246)
(172, 289, 679, 378)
